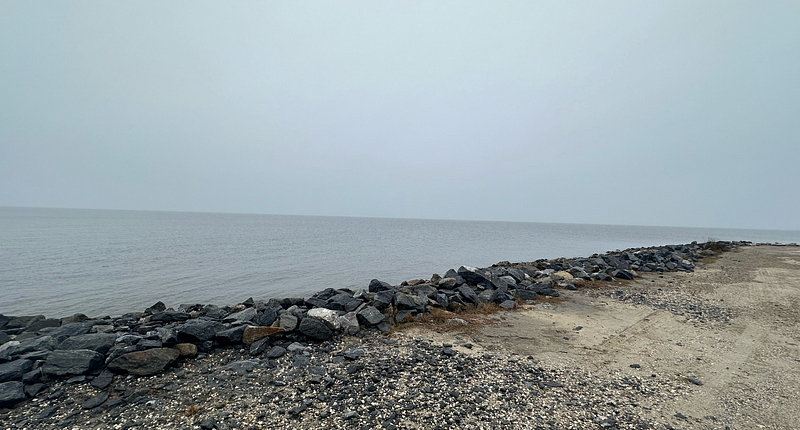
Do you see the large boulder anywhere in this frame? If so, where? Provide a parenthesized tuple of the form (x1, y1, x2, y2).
(42, 349, 104, 377)
(357, 307, 385, 326)
(368, 279, 393, 292)
(253, 308, 279, 326)
(457, 266, 491, 286)
(337, 312, 360, 335)
(298, 318, 333, 341)
(10, 336, 57, 356)
(107, 348, 180, 376)
(307, 308, 340, 330)
(57, 333, 117, 355)
(215, 325, 247, 344)
(49, 322, 94, 342)
(278, 314, 298, 332)
(0, 359, 33, 383)
(177, 319, 225, 342)
(373, 290, 395, 310)
(456, 286, 480, 305)
(394, 293, 426, 313)
(0, 381, 25, 408)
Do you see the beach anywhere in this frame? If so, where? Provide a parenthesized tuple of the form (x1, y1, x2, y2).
(1, 244, 799, 429)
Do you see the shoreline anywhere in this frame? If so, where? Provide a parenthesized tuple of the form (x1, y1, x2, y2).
(2, 241, 799, 429)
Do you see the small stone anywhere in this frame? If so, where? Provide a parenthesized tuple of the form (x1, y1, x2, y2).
(687, 375, 703, 386)
(82, 392, 110, 409)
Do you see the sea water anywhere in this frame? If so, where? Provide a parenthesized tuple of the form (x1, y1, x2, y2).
(2, 206, 798, 318)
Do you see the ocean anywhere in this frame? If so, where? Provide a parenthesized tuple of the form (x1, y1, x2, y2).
(2, 206, 798, 318)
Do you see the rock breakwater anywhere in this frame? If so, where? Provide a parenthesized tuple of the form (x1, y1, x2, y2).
(0, 241, 744, 418)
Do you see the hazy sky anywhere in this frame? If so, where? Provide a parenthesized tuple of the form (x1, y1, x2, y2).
(2, 1, 799, 230)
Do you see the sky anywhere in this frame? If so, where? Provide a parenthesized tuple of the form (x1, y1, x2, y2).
(1, 1, 799, 231)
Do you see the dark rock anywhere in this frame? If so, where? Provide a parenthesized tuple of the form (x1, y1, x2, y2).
(368, 279, 393, 292)
(0, 332, 10, 345)
(499, 300, 515, 309)
(278, 314, 298, 331)
(138, 339, 163, 349)
(91, 369, 114, 389)
(304, 297, 328, 309)
(515, 290, 537, 301)
(22, 368, 41, 384)
(344, 348, 365, 360)
(0, 381, 25, 407)
(49, 322, 94, 342)
(144, 301, 167, 315)
(10, 335, 57, 356)
(223, 307, 256, 323)
(57, 333, 117, 355)
(612, 269, 635, 280)
(394, 293, 426, 313)
(298, 317, 333, 341)
(215, 325, 247, 344)
(357, 307, 385, 326)
(0, 359, 33, 383)
(177, 319, 225, 342)
(24, 382, 47, 397)
(279, 298, 305, 309)
(107, 348, 180, 376)
(249, 337, 270, 356)
(456, 285, 480, 304)
(42, 350, 104, 377)
(150, 311, 191, 322)
(266, 346, 286, 358)
(5, 315, 45, 330)
(457, 266, 491, 286)
(253, 308, 279, 326)
(82, 391, 109, 409)
(373, 290, 395, 310)
(25, 318, 61, 333)
(157, 328, 179, 346)
(687, 375, 703, 386)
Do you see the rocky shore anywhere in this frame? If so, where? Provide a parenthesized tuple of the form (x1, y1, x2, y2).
(0, 241, 755, 429)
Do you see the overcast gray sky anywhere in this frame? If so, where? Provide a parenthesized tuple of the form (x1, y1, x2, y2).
(2, 1, 798, 230)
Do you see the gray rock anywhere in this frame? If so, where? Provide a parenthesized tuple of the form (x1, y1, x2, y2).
(22, 368, 41, 384)
(515, 290, 537, 301)
(373, 289, 395, 310)
(157, 327, 179, 346)
(278, 314, 298, 332)
(91, 369, 114, 389)
(337, 312, 360, 335)
(42, 349, 104, 377)
(223, 307, 256, 323)
(0, 359, 33, 383)
(456, 285, 480, 305)
(265, 346, 286, 358)
(394, 293, 426, 312)
(298, 318, 333, 341)
(457, 266, 491, 286)
(144, 301, 167, 315)
(107, 348, 179, 376)
(150, 311, 191, 322)
(369, 279, 394, 292)
(0, 381, 25, 407)
(249, 337, 270, 356)
(177, 319, 225, 342)
(57, 333, 117, 355)
(49, 322, 94, 342)
(25, 318, 61, 333)
(82, 391, 109, 409)
(215, 325, 247, 344)
(437, 277, 457, 289)
(5, 315, 45, 330)
(10, 335, 57, 356)
(0, 332, 10, 345)
(253, 308, 278, 326)
(357, 307, 385, 326)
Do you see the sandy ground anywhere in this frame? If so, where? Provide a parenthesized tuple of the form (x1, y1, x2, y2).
(410, 245, 800, 429)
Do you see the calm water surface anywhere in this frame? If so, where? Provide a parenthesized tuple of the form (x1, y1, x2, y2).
(2, 207, 798, 317)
